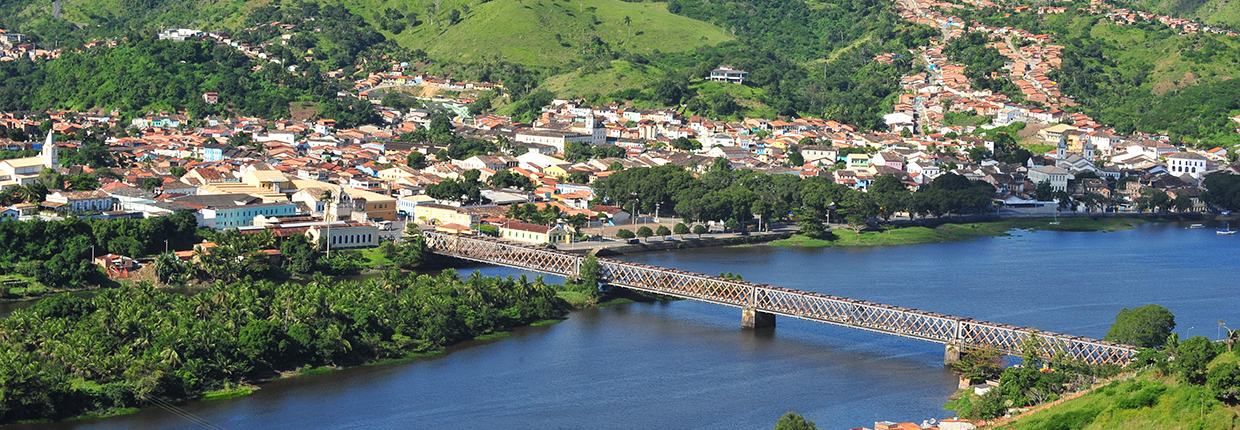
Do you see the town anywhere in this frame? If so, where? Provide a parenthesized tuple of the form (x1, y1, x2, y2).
(3, 0, 1240, 427)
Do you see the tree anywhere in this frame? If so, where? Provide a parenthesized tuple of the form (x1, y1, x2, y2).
(407, 152, 427, 169)
(655, 225, 671, 236)
(774, 412, 820, 430)
(636, 226, 653, 240)
(1104, 304, 1176, 348)
(673, 222, 690, 237)
(1034, 180, 1054, 201)
(576, 254, 603, 297)
(692, 224, 707, 238)
(1177, 336, 1220, 385)
(952, 346, 1003, 383)
(616, 229, 636, 239)
(1207, 361, 1240, 404)
(169, 166, 187, 177)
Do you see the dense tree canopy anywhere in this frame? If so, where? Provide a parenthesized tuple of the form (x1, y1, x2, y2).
(0, 271, 565, 424)
(0, 212, 199, 288)
(1105, 304, 1176, 348)
(0, 39, 375, 126)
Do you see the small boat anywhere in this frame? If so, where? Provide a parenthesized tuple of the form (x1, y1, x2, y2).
(1218, 223, 1236, 235)
(1189, 223, 1205, 229)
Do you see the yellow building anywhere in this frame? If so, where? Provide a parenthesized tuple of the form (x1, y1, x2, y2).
(290, 179, 397, 222)
(413, 203, 478, 226)
(542, 165, 569, 178)
(242, 169, 294, 193)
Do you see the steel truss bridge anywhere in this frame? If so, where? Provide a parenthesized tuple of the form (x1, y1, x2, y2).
(424, 232, 1136, 366)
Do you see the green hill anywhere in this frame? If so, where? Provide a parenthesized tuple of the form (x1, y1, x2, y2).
(995, 362, 1240, 429)
(1116, 0, 1240, 31)
(0, 0, 730, 67)
(385, 0, 732, 65)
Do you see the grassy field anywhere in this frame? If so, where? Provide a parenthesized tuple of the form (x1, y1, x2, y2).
(386, 0, 731, 65)
(995, 353, 1240, 429)
(542, 60, 665, 98)
(772, 217, 1151, 248)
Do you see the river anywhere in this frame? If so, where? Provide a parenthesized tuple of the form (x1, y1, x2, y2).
(9, 221, 1240, 430)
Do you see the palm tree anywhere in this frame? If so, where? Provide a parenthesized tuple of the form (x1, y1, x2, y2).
(319, 189, 335, 258)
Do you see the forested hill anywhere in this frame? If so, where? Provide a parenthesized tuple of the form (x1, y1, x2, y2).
(0, 39, 376, 126)
(1116, 0, 1240, 30)
(0, 0, 940, 129)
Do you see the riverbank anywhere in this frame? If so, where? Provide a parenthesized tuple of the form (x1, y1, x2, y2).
(769, 217, 1169, 248)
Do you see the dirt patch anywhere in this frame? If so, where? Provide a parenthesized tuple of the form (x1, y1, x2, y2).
(1183, 71, 1198, 86)
(289, 101, 318, 122)
(1151, 81, 1176, 95)
(1017, 122, 1050, 140)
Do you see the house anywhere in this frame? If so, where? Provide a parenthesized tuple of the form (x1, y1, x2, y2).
(708, 65, 748, 84)
(800, 145, 838, 165)
(1037, 123, 1078, 143)
(871, 151, 905, 171)
(498, 221, 570, 244)
(202, 92, 219, 104)
(457, 155, 519, 171)
(93, 254, 138, 270)
(846, 153, 874, 174)
(0, 207, 18, 220)
(45, 190, 115, 213)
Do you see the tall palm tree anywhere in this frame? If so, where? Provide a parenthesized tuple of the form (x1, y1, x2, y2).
(319, 189, 335, 258)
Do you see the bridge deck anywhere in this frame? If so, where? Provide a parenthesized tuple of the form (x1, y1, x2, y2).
(423, 232, 1136, 365)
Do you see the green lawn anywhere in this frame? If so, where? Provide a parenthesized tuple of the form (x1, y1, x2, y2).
(358, 247, 393, 269)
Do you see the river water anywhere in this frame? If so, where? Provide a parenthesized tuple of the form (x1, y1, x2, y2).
(9, 221, 1240, 430)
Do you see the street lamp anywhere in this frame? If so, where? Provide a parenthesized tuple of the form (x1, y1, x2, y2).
(164, 239, 169, 254)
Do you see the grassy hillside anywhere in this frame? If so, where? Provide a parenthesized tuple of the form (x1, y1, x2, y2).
(542, 59, 665, 98)
(0, 0, 729, 67)
(954, 7, 1240, 146)
(995, 352, 1240, 430)
(1117, 0, 1240, 30)
(385, 0, 731, 65)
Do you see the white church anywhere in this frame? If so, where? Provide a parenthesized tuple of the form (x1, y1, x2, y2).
(0, 131, 59, 189)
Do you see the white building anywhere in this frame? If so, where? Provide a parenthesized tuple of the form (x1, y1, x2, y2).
(1166, 152, 1208, 179)
(307, 221, 380, 249)
(45, 190, 115, 213)
(1027, 165, 1070, 192)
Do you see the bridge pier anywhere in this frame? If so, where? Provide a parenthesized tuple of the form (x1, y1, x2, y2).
(943, 344, 961, 366)
(742, 308, 776, 329)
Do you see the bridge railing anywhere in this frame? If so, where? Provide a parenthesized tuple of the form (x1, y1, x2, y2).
(422, 232, 1136, 365)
